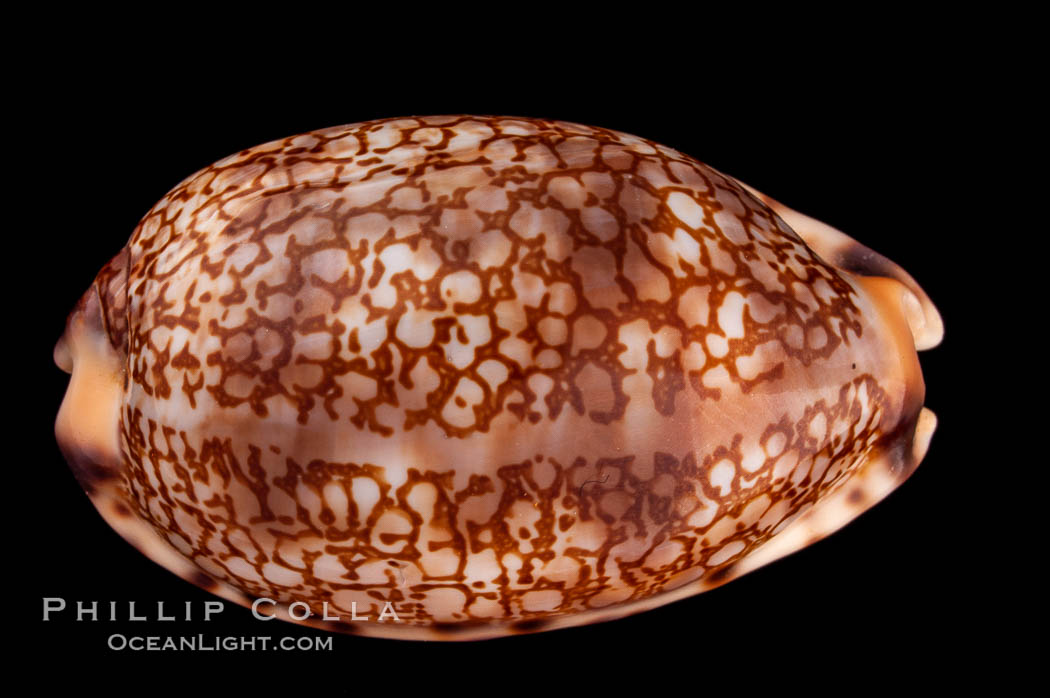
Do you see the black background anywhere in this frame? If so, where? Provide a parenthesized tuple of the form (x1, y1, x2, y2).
(15, 27, 1002, 691)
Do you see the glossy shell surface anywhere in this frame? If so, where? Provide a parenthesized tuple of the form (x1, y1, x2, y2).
(55, 115, 942, 640)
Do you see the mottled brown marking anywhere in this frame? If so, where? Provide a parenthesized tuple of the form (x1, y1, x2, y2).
(54, 115, 939, 639)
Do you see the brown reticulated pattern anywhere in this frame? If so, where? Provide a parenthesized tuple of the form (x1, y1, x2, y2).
(102, 116, 885, 625)
(120, 116, 861, 431)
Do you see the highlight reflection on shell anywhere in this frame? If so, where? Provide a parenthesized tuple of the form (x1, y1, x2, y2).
(54, 115, 942, 640)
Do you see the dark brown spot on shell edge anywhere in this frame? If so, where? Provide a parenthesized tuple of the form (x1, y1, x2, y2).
(431, 619, 490, 636)
(511, 618, 549, 634)
(706, 563, 738, 586)
(191, 571, 218, 590)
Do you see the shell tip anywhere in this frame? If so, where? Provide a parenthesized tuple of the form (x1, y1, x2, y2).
(912, 407, 937, 465)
